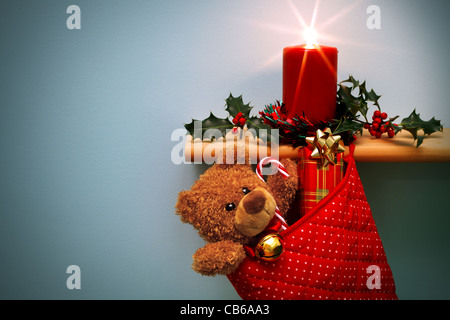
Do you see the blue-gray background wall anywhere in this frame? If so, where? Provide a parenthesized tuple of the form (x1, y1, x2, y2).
(1, 0, 449, 299)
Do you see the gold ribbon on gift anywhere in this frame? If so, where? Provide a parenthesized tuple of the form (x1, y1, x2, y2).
(305, 128, 346, 167)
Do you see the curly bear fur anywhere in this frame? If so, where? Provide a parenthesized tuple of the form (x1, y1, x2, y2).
(175, 147, 298, 276)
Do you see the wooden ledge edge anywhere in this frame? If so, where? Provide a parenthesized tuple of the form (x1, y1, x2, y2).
(183, 128, 450, 163)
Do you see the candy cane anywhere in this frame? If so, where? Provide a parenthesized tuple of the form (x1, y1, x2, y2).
(256, 157, 289, 182)
(256, 157, 289, 230)
(274, 208, 288, 230)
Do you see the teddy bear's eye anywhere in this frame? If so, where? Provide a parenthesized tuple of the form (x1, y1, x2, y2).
(225, 202, 236, 211)
(242, 187, 251, 195)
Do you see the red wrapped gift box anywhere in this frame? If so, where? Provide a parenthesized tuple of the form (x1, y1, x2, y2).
(298, 146, 344, 216)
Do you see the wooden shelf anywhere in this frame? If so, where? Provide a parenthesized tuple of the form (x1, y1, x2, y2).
(184, 128, 450, 163)
(352, 128, 450, 162)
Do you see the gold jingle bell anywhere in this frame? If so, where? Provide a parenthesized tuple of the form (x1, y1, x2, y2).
(255, 234, 284, 261)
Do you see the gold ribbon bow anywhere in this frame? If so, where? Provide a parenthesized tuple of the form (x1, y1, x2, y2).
(305, 128, 345, 167)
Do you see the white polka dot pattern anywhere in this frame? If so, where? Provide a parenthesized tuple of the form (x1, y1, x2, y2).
(227, 153, 398, 300)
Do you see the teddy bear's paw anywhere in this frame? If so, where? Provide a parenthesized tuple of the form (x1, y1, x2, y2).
(192, 240, 246, 276)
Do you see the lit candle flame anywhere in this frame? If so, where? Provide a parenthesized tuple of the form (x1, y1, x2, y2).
(303, 26, 318, 48)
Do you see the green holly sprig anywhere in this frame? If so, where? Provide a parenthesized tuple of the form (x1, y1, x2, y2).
(184, 94, 270, 140)
(184, 76, 443, 148)
(334, 76, 443, 147)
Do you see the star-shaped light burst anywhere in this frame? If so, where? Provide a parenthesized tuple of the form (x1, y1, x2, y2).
(305, 128, 346, 167)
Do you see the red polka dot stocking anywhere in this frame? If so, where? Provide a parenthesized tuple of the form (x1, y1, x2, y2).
(227, 146, 398, 300)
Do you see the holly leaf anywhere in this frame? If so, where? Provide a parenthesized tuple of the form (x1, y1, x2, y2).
(333, 118, 364, 136)
(337, 85, 355, 114)
(337, 83, 368, 121)
(364, 88, 381, 109)
(399, 109, 443, 147)
(246, 116, 273, 140)
(184, 112, 234, 140)
(400, 109, 443, 135)
(337, 76, 382, 122)
(225, 94, 253, 119)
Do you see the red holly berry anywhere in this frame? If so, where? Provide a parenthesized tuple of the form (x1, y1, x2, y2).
(232, 112, 247, 127)
(387, 127, 395, 138)
(364, 110, 398, 140)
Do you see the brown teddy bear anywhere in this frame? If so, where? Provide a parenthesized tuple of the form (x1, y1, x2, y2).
(175, 145, 298, 276)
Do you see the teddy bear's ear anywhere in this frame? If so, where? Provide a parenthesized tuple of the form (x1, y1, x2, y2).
(175, 190, 198, 224)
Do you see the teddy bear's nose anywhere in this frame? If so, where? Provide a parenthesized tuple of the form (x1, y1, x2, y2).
(242, 189, 268, 215)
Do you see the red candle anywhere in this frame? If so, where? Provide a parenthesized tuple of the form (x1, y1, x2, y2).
(282, 45, 338, 123)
